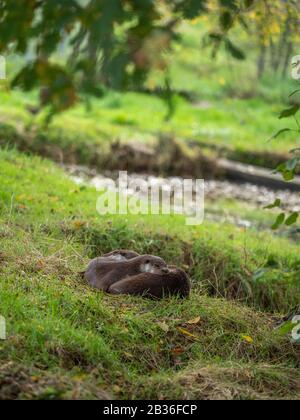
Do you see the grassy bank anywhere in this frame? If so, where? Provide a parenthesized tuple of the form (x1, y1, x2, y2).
(2, 18, 300, 172)
(0, 82, 298, 172)
(0, 148, 300, 400)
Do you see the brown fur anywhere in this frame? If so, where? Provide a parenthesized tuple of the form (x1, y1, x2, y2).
(109, 267, 191, 299)
(84, 254, 167, 292)
(79, 249, 139, 279)
(102, 249, 140, 260)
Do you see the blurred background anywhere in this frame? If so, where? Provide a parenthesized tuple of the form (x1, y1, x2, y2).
(1, 1, 300, 231)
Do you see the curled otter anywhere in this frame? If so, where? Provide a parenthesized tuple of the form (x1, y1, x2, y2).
(84, 254, 168, 292)
(109, 266, 190, 299)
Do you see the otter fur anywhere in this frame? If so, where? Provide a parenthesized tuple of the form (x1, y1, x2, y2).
(109, 266, 190, 299)
(102, 249, 140, 261)
(84, 254, 168, 292)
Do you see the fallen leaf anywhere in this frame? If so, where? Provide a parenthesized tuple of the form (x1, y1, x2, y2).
(157, 321, 169, 332)
(177, 327, 198, 340)
(186, 316, 201, 325)
(171, 347, 185, 356)
(73, 220, 86, 229)
(73, 374, 87, 381)
(36, 259, 45, 268)
(17, 204, 27, 210)
(241, 335, 254, 344)
(113, 385, 121, 393)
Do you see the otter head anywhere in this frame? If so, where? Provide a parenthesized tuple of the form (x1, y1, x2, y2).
(103, 249, 139, 261)
(139, 255, 169, 274)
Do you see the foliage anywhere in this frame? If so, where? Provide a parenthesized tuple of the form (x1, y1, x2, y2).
(268, 82, 300, 227)
(247, 0, 299, 79)
(0, 0, 258, 116)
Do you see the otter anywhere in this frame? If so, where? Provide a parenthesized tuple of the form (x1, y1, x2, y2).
(102, 249, 140, 261)
(84, 254, 168, 292)
(79, 249, 139, 279)
(109, 266, 191, 299)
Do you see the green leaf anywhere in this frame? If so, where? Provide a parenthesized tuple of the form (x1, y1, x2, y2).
(244, 0, 255, 8)
(269, 128, 292, 141)
(275, 158, 299, 181)
(220, 11, 233, 30)
(285, 157, 300, 171)
(279, 105, 300, 119)
(219, 0, 238, 11)
(289, 89, 300, 98)
(264, 198, 281, 210)
(271, 213, 285, 230)
(176, 0, 207, 19)
(208, 33, 223, 42)
(282, 171, 294, 181)
(224, 38, 246, 60)
(285, 212, 299, 226)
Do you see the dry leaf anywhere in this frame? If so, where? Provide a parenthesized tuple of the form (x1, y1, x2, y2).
(186, 316, 201, 325)
(73, 220, 86, 229)
(171, 347, 185, 356)
(177, 327, 198, 340)
(37, 259, 45, 268)
(17, 204, 27, 210)
(113, 385, 121, 393)
(157, 322, 169, 332)
(242, 335, 254, 344)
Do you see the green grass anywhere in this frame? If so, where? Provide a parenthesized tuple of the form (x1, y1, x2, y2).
(0, 148, 300, 400)
(1, 20, 300, 400)
(1, 19, 299, 170)
(0, 88, 299, 172)
(1, 22, 300, 172)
